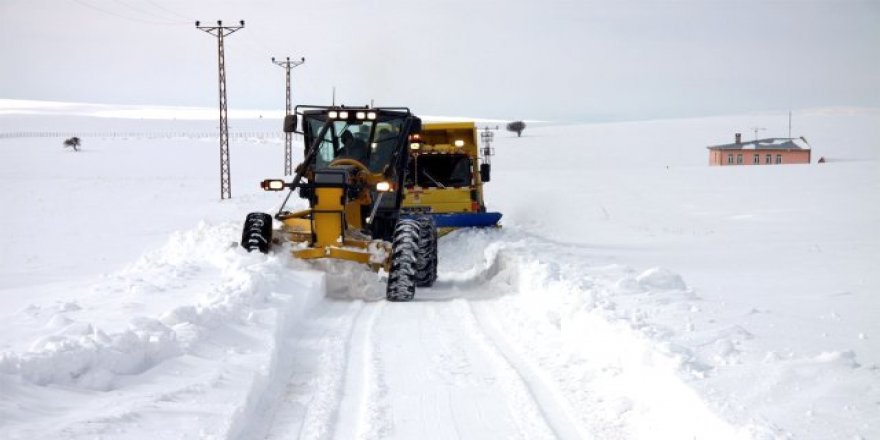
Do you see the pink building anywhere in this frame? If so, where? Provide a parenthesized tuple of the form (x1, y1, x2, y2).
(708, 133, 811, 166)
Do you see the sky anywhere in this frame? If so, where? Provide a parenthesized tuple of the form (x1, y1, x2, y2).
(1, 0, 878, 122)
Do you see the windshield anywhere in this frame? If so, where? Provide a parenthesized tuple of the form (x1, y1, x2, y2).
(305, 116, 405, 173)
(406, 154, 473, 188)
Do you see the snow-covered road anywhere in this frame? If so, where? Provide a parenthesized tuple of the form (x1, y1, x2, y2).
(258, 298, 570, 440)
(218, 228, 760, 440)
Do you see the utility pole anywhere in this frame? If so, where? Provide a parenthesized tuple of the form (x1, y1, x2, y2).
(196, 20, 244, 200)
(271, 56, 305, 176)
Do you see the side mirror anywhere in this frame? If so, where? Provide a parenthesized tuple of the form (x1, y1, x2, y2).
(480, 163, 491, 183)
(409, 117, 422, 134)
(283, 114, 297, 133)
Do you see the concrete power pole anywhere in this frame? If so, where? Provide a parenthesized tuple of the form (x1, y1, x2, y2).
(271, 56, 306, 176)
(196, 20, 244, 200)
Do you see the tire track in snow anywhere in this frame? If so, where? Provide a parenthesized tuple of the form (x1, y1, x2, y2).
(330, 301, 385, 440)
(263, 300, 364, 440)
(464, 300, 588, 440)
(367, 299, 560, 439)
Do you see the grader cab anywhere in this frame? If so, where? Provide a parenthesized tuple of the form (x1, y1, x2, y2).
(240, 106, 436, 301)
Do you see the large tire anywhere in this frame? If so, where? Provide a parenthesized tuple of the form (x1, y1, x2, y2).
(414, 216, 438, 287)
(241, 212, 272, 253)
(386, 218, 420, 301)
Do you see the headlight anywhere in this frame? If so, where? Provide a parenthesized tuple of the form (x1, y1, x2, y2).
(376, 181, 391, 192)
(367, 112, 377, 120)
(454, 139, 465, 147)
(328, 111, 338, 119)
(356, 111, 366, 119)
(338, 111, 349, 119)
(261, 179, 286, 191)
(410, 143, 420, 150)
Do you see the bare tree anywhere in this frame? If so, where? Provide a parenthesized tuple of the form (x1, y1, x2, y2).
(63, 137, 81, 152)
(506, 121, 526, 137)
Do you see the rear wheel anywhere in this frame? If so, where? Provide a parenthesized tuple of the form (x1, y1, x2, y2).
(241, 212, 272, 253)
(386, 219, 420, 301)
(414, 216, 438, 287)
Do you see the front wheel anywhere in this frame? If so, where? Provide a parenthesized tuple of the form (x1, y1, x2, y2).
(414, 216, 438, 287)
(386, 218, 420, 301)
(241, 212, 272, 253)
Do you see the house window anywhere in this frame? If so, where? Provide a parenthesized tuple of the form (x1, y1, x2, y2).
(753, 154, 760, 164)
(765, 154, 772, 164)
(736, 154, 743, 164)
(727, 154, 734, 164)
(776, 154, 782, 164)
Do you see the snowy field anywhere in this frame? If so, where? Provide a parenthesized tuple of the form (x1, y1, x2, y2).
(0, 100, 878, 439)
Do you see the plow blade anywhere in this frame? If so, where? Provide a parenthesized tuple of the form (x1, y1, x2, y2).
(430, 212, 502, 228)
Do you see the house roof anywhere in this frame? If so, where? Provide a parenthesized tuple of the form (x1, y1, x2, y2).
(707, 137, 811, 150)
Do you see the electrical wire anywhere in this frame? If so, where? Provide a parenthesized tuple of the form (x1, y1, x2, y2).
(143, 0, 194, 21)
(112, 0, 190, 24)
(69, 0, 187, 26)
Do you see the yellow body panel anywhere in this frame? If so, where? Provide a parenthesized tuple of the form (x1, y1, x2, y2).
(405, 186, 474, 213)
(418, 122, 480, 156)
(294, 246, 370, 264)
(275, 183, 389, 270)
(313, 187, 345, 247)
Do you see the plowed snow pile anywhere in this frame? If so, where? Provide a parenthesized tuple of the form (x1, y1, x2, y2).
(1, 101, 877, 439)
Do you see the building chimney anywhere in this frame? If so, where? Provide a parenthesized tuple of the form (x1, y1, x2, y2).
(735, 133, 742, 144)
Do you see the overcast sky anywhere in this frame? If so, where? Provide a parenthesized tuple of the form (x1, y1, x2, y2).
(1, 0, 878, 122)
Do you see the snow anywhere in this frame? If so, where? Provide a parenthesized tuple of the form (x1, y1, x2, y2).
(1, 100, 878, 439)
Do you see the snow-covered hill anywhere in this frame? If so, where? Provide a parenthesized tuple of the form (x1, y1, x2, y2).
(1, 101, 877, 439)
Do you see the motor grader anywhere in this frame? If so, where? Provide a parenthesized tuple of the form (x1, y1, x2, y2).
(239, 105, 436, 301)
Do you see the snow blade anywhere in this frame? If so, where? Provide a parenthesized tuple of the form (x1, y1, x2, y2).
(430, 212, 502, 228)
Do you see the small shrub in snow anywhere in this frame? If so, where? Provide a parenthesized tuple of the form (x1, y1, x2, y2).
(506, 121, 526, 137)
(63, 136, 81, 152)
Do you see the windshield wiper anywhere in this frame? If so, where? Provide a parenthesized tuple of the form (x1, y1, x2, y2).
(422, 170, 445, 188)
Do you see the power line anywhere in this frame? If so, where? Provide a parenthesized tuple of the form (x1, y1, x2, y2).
(197, 20, 245, 200)
(70, 0, 186, 26)
(112, 0, 188, 23)
(143, 0, 193, 21)
(272, 56, 306, 176)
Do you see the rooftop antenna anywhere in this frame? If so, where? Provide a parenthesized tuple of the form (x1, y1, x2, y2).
(332, 86, 336, 106)
(788, 110, 792, 139)
(751, 126, 766, 142)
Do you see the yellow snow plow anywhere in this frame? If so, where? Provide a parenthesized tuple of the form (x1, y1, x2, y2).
(402, 121, 502, 235)
(240, 105, 436, 301)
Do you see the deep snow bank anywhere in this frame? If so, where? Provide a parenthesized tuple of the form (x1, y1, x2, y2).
(0, 222, 326, 438)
